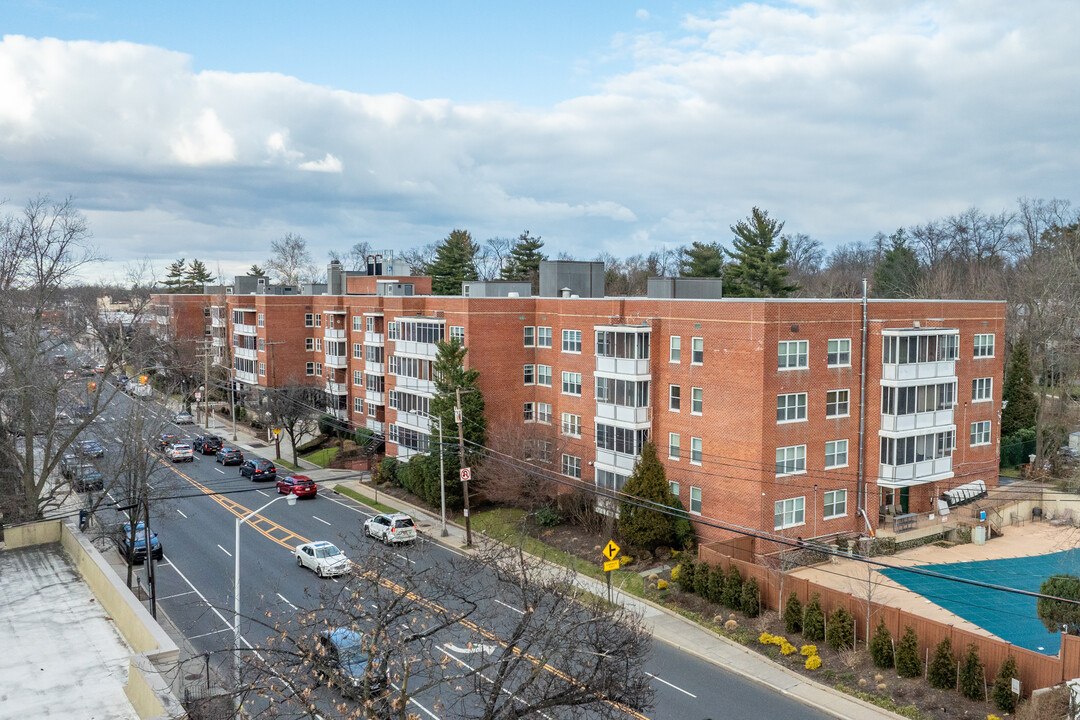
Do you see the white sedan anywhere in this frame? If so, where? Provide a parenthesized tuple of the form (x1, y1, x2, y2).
(294, 541, 349, 578)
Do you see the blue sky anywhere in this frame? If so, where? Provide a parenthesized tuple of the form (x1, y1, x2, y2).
(1, 1, 1078, 282)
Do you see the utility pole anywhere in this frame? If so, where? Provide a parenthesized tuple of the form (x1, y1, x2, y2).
(456, 387, 472, 547)
(230, 366, 238, 442)
(202, 337, 210, 429)
(266, 341, 285, 459)
(434, 414, 447, 537)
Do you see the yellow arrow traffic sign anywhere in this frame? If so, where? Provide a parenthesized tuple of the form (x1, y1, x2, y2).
(602, 540, 620, 561)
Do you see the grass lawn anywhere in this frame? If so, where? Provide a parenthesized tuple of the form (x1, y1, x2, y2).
(470, 508, 644, 597)
(302, 446, 339, 467)
(275, 458, 301, 471)
(999, 466, 1022, 478)
(334, 485, 398, 514)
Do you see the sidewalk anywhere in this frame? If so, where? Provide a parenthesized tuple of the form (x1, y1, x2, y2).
(196, 410, 322, 472)
(331, 476, 908, 720)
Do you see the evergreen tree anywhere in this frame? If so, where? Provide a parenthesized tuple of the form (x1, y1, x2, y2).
(784, 592, 803, 634)
(803, 594, 825, 641)
(826, 606, 855, 651)
(722, 207, 798, 297)
(927, 637, 957, 690)
(693, 561, 711, 598)
(618, 441, 678, 549)
(721, 565, 743, 610)
(895, 626, 922, 678)
(992, 655, 1019, 714)
(869, 618, 894, 669)
(872, 230, 922, 298)
(429, 338, 485, 509)
(1001, 343, 1038, 437)
(184, 258, 214, 291)
(500, 230, 546, 294)
(680, 241, 724, 277)
(424, 229, 480, 295)
(163, 258, 187, 292)
(248, 264, 267, 277)
(958, 643, 986, 701)
(670, 497, 696, 550)
(1036, 574, 1080, 634)
(706, 565, 724, 604)
(675, 558, 696, 593)
(740, 577, 760, 618)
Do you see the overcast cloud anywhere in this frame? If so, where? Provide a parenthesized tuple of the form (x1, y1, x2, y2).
(1, 0, 1077, 282)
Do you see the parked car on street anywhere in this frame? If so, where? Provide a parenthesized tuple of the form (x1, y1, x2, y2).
(166, 443, 194, 462)
(74, 403, 90, 416)
(240, 458, 277, 481)
(277, 475, 317, 498)
(192, 435, 223, 454)
(157, 433, 177, 451)
(294, 541, 348, 577)
(60, 453, 80, 479)
(119, 522, 162, 563)
(93, 364, 106, 374)
(73, 465, 104, 492)
(62, 369, 76, 380)
(311, 628, 387, 699)
(363, 513, 417, 545)
(216, 447, 244, 465)
(80, 440, 105, 458)
(53, 354, 67, 365)
(113, 374, 129, 388)
(172, 411, 194, 425)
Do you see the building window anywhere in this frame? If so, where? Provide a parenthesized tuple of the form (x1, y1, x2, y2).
(669, 385, 681, 411)
(524, 364, 535, 385)
(354, 397, 363, 413)
(691, 337, 704, 365)
(353, 370, 362, 385)
(366, 316, 375, 333)
(537, 364, 552, 387)
(305, 313, 314, 327)
(523, 326, 535, 347)
(561, 413, 581, 437)
(670, 336, 681, 363)
(828, 339, 851, 367)
(450, 326, 465, 344)
(826, 389, 850, 418)
(824, 490, 847, 519)
(353, 343, 362, 359)
(305, 362, 315, 376)
(537, 402, 552, 424)
(538, 326, 552, 348)
(257, 313, 264, 328)
(353, 316, 362, 332)
(305, 338, 314, 351)
(971, 421, 991, 446)
(537, 440, 553, 463)
(259, 362, 265, 376)
(825, 440, 848, 469)
(258, 337, 265, 351)
(562, 329, 582, 353)
(774, 497, 805, 529)
(315, 362, 322, 375)
(523, 402, 534, 422)
(668, 432, 680, 460)
(691, 437, 702, 465)
(973, 377, 993, 402)
(778, 340, 808, 370)
(561, 371, 582, 396)
(367, 402, 376, 416)
(669, 480, 680, 497)
(314, 314, 321, 328)
(777, 393, 807, 423)
(776, 445, 806, 476)
(690, 486, 702, 514)
(365, 345, 383, 364)
(561, 454, 581, 479)
(974, 333, 995, 358)
(691, 387, 703, 415)
(315, 338, 322, 352)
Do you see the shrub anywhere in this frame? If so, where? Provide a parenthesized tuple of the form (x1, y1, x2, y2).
(803, 594, 825, 642)
(805, 655, 822, 670)
(759, 632, 774, 645)
(675, 559, 695, 592)
(869, 618, 894, 669)
(534, 506, 562, 527)
(693, 561, 711, 598)
(800, 645, 817, 657)
(959, 643, 986, 701)
(619, 555, 633, 566)
(670, 565, 681, 584)
(740, 577, 761, 618)
(724, 619, 738, 631)
(928, 637, 957, 690)
(706, 565, 725, 604)
(375, 456, 398, 486)
(895, 626, 922, 678)
(780, 642, 797, 656)
(826, 606, 855, 651)
(992, 655, 1019, 714)
(721, 565, 743, 609)
(657, 579, 669, 590)
(353, 428, 376, 446)
(784, 592, 803, 634)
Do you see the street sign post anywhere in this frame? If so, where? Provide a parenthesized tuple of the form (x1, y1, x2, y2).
(603, 559, 620, 572)
(272, 428, 281, 437)
(601, 540, 621, 602)
(460, 467, 471, 483)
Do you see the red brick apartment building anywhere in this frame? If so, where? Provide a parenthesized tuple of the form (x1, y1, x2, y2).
(152, 261, 1004, 550)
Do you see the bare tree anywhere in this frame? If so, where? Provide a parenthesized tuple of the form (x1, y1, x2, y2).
(266, 232, 316, 286)
(481, 424, 563, 510)
(263, 380, 322, 466)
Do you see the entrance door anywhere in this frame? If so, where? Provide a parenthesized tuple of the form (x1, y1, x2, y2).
(899, 487, 910, 514)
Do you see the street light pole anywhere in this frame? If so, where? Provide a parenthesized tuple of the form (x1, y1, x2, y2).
(456, 387, 472, 547)
(434, 414, 447, 537)
(230, 366, 238, 442)
(234, 493, 296, 698)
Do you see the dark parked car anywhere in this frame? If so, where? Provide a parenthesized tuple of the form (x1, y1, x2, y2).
(74, 403, 90, 417)
(216, 447, 244, 465)
(80, 440, 105, 458)
(74, 465, 104, 492)
(60, 453, 80, 479)
(119, 522, 162, 563)
(113, 374, 129, 387)
(240, 458, 277, 481)
(193, 435, 223, 454)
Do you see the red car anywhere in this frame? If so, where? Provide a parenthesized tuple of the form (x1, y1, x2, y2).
(277, 475, 317, 499)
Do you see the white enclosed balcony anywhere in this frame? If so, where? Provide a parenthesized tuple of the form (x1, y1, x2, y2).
(211, 316, 225, 328)
(393, 340, 438, 359)
(364, 331, 384, 345)
(235, 370, 258, 385)
(235, 347, 257, 361)
(595, 449, 638, 474)
(324, 327, 345, 340)
(211, 336, 225, 347)
(366, 418, 384, 435)
(595, 357, 650, 377)
(595, 403, 650, 426)
(880, 408, 954, 433)
(881, 361, 956, 382)
(396, 412, 431, 433)
(878, 457, 954, 487)
(366, 361, 385, 375)
(365, 389, 385, 405)
(393, 375, 435, 395)
(325, 353, 348, 369)
(234, 323, 257, 336)
(325, 381, 348, 395)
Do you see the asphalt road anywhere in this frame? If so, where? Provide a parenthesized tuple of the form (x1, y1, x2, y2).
(72, 371, 835, 720)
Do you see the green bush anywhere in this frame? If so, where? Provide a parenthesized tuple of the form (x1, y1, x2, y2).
(803, 594, 825, 642)
(826, 606, 855, 651)
(353, 428, 377, 447)
(992, 655, 1019, 714)
(869, 618, 894, 669)
(375, 456, 398, 486)
(693, 561, 711, 598)
(671, 498, 696, 550)
(740, 577, 760, 618)
(721, 565, 743, 610)
(706, 565, 724, 605)
(534, 506, 562, 527)
(927, 637, 956, 690)
(1000, 427, 1036, 467)
(959, 643, 986, 701)
(675, 559, 696, 593)
(784, 592, 803, 634)
(895, 626, 922, 678)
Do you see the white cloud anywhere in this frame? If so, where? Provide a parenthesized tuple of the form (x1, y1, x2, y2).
(636, 9, 650, 21)
(299, 153, 343, 173)
(170, 108, 237, 165)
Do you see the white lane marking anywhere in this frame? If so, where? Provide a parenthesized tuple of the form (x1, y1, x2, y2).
(276, 593, 298, 611)
(162, 554, 236, 632)
(176, 509, 187, 518)
(256, 490, 269, 497)
(494, 599, 525, 615)
(646, 671, 697, 698)
(157, 590, 196, 601)
(444, 643, 498, 655)
(312, 515, 331, 526)
(390, 681, 441, 720)
(187, 628, 232, 640)
(114, 436, 123, 443)
(217, 544, 232, 557)
(214, 468, 225, 474)
(146, 483, 154, 490)
(393, 552, 417, 565)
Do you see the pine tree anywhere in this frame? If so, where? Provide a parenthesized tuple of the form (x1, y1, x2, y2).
(740, 577, 760, 618)
(826, 607, 855, 651)
(675, 558, 696, 593)
(958, 643, 986, 701)
(927, 637, 957, 690)
(693, 561, 711, 598)
(706, 565, 724, 604)
(163, 258, 187, 292)
(500, 230, 546, 294)
(722, 207, 798, 297)
(721, 565, 743, 610)
(1001, 343, 1038, 437)
(248, 264, 267, 277)
(992, 655, 1019, 714)
(680, 241, 724, 277)
(618, 442, 678, 549)
(895, 626, 922, 678)
(803, 594, 825, 641)
(424, 229, 480, 295)
(869, 618, 894, 669)
(784, 592, 803, 634)
(184, 258, 214, 291)
(429, 338, 485, 509)
(872, 230, 922, 298)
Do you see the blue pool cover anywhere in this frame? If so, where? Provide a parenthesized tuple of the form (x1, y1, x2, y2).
(880, 548, 1080, 655)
